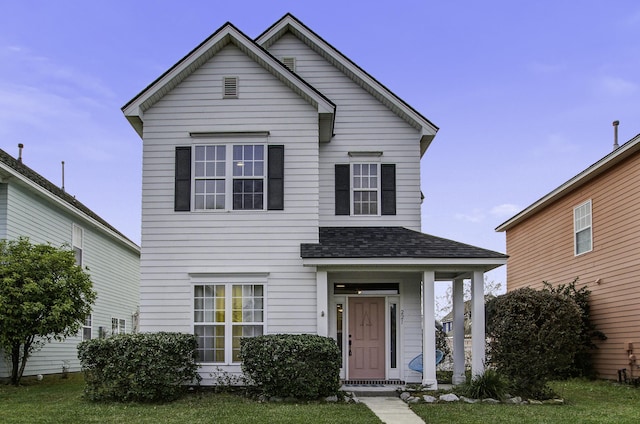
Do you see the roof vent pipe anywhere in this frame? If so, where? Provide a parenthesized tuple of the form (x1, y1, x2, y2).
(61, 161, 65, 192)
(18, 143, 24, 163)
(613, 120, 620, 151)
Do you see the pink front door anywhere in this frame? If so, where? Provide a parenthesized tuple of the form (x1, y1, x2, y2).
(348, 297, 385, 379)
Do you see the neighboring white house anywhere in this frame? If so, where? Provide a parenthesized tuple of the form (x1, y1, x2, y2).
(123, 14, 506, 388)
(0, 147, 140, 379)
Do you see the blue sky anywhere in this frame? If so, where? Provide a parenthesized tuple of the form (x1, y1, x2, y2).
(1, 1, 639, 293)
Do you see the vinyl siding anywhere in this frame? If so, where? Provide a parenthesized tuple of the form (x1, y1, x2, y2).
(0, 182, 139, 378)
(505, 151, 640, 379)
(266, 34, 422, 230)
(138, 44, 321, 343)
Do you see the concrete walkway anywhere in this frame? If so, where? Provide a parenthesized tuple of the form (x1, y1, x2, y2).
(358, 396, 424, 424)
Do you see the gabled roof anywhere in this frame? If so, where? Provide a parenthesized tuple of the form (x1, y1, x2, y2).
(496, 132, 640, 232)
(122, 21, 335, 142)
(0, 148, 139, 253)
(256, 13, 438, 156)
(301, 227, 506, 269)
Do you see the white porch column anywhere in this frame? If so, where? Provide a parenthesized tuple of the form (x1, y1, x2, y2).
(422, 271, 437, 389)
(471, 270, 485, 377)
(452, 278, 466, 385)
(316, 270, 328, 337)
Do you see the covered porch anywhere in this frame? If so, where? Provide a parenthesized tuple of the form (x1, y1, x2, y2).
(301, 227, 507, 389)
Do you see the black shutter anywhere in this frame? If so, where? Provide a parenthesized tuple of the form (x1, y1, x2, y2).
(174, 146, 191, 211)
(335, 164, 350, 215)
(381, 164, 396, 215)
(268, 145, 284, 210)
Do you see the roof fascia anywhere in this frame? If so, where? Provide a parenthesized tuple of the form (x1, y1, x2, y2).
(123, 22, 335, 141)
(496, 133, 640, 232)
(256, 14, 438, 154)
(0, 161, 140, 253)
(302, 257, 507, 269)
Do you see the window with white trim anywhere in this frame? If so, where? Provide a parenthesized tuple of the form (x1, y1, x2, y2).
(574, 200, 592, 255)
(194, 283, 264, 363)
(72, 224, 83, 266)
(352, 163, 379, 215)
(193, 144, 265, 211)
(111, 318, 126, 335)
(82, 314, 92, 340)
(175, 144, 283, 212)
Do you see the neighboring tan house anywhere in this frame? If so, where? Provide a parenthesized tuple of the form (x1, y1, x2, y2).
(496, 131, 640, 380)
(122, 13, 506, 387)
(0, 147, 140, 379)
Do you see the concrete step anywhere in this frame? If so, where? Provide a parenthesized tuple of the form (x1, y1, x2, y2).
(341, 384, 401, 397)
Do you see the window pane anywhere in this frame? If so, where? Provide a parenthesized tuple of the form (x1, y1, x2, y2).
(195, 325, 225, 363)
(195, 146, 205, 161)
(576, 229, 592, 254)
(233, 179, 264, 210)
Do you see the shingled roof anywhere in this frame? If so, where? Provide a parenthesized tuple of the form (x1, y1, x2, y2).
(0, 148, 137, 248)
(300, 227, 507, 259)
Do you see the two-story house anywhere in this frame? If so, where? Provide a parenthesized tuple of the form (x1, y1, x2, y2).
(0, 147, 140, 379)
(123, 14, 506, 388)
(496, 130, 640, 380)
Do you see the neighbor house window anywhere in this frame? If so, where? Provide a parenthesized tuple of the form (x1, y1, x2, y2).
(175, 145, 284, 212)
(111, 318, 125, 335)
(72, 224, 83, 266)
(194, 283, 264, 363)
(82, 314, 92, 340)
(574, 200, 592, 255)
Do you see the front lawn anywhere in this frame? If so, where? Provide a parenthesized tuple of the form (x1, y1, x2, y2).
(0, 374, 380, 424)
(411, 379, 640, 423)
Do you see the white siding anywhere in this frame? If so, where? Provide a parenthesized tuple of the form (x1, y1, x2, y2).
(400, 279, 423, 383)
(139, 44, 321, 342)
(0, 182, 139, 378)
(266, 34, 423, 231)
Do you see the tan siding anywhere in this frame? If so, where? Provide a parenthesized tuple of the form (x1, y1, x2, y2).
(505, 152, 640, 379)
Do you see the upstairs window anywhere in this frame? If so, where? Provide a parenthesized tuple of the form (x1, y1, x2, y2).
(175, 145, 284, 212)
(574, 200, 592, 255)
(233, 145, 265, 210)
(335, 163, 396, 216)
(352, 163, 379, 215)
(72, 224, 83, 266)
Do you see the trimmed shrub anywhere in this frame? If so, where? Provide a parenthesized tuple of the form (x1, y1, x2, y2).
(78, 332, 201, 402)
(486, 288, 582, 398)
(241, 334, 341, 399)
(543, 279, 607, 378)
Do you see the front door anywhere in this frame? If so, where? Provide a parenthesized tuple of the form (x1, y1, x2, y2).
(348, 297, 385, 379)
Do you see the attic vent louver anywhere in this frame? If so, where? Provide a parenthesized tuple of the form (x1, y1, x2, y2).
(223, 76, 238, 98)
(282, 57, 296, 72)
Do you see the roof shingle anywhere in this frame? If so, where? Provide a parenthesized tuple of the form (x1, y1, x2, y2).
(300, 227, 506, 259)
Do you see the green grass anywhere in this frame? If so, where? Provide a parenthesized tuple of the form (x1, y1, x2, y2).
(0, 374, 380, 424)
(411, 379, 640, 423)
(4, 375, 640, 424)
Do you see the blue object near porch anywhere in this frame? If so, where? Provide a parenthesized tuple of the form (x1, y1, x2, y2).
(408, 350, 444, 373)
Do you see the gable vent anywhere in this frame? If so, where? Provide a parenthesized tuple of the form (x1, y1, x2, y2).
(223, 76, 238, 98)
(282, 57, 296, 72)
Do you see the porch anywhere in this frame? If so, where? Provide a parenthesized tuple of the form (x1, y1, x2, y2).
(300, 227, 507, 389)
